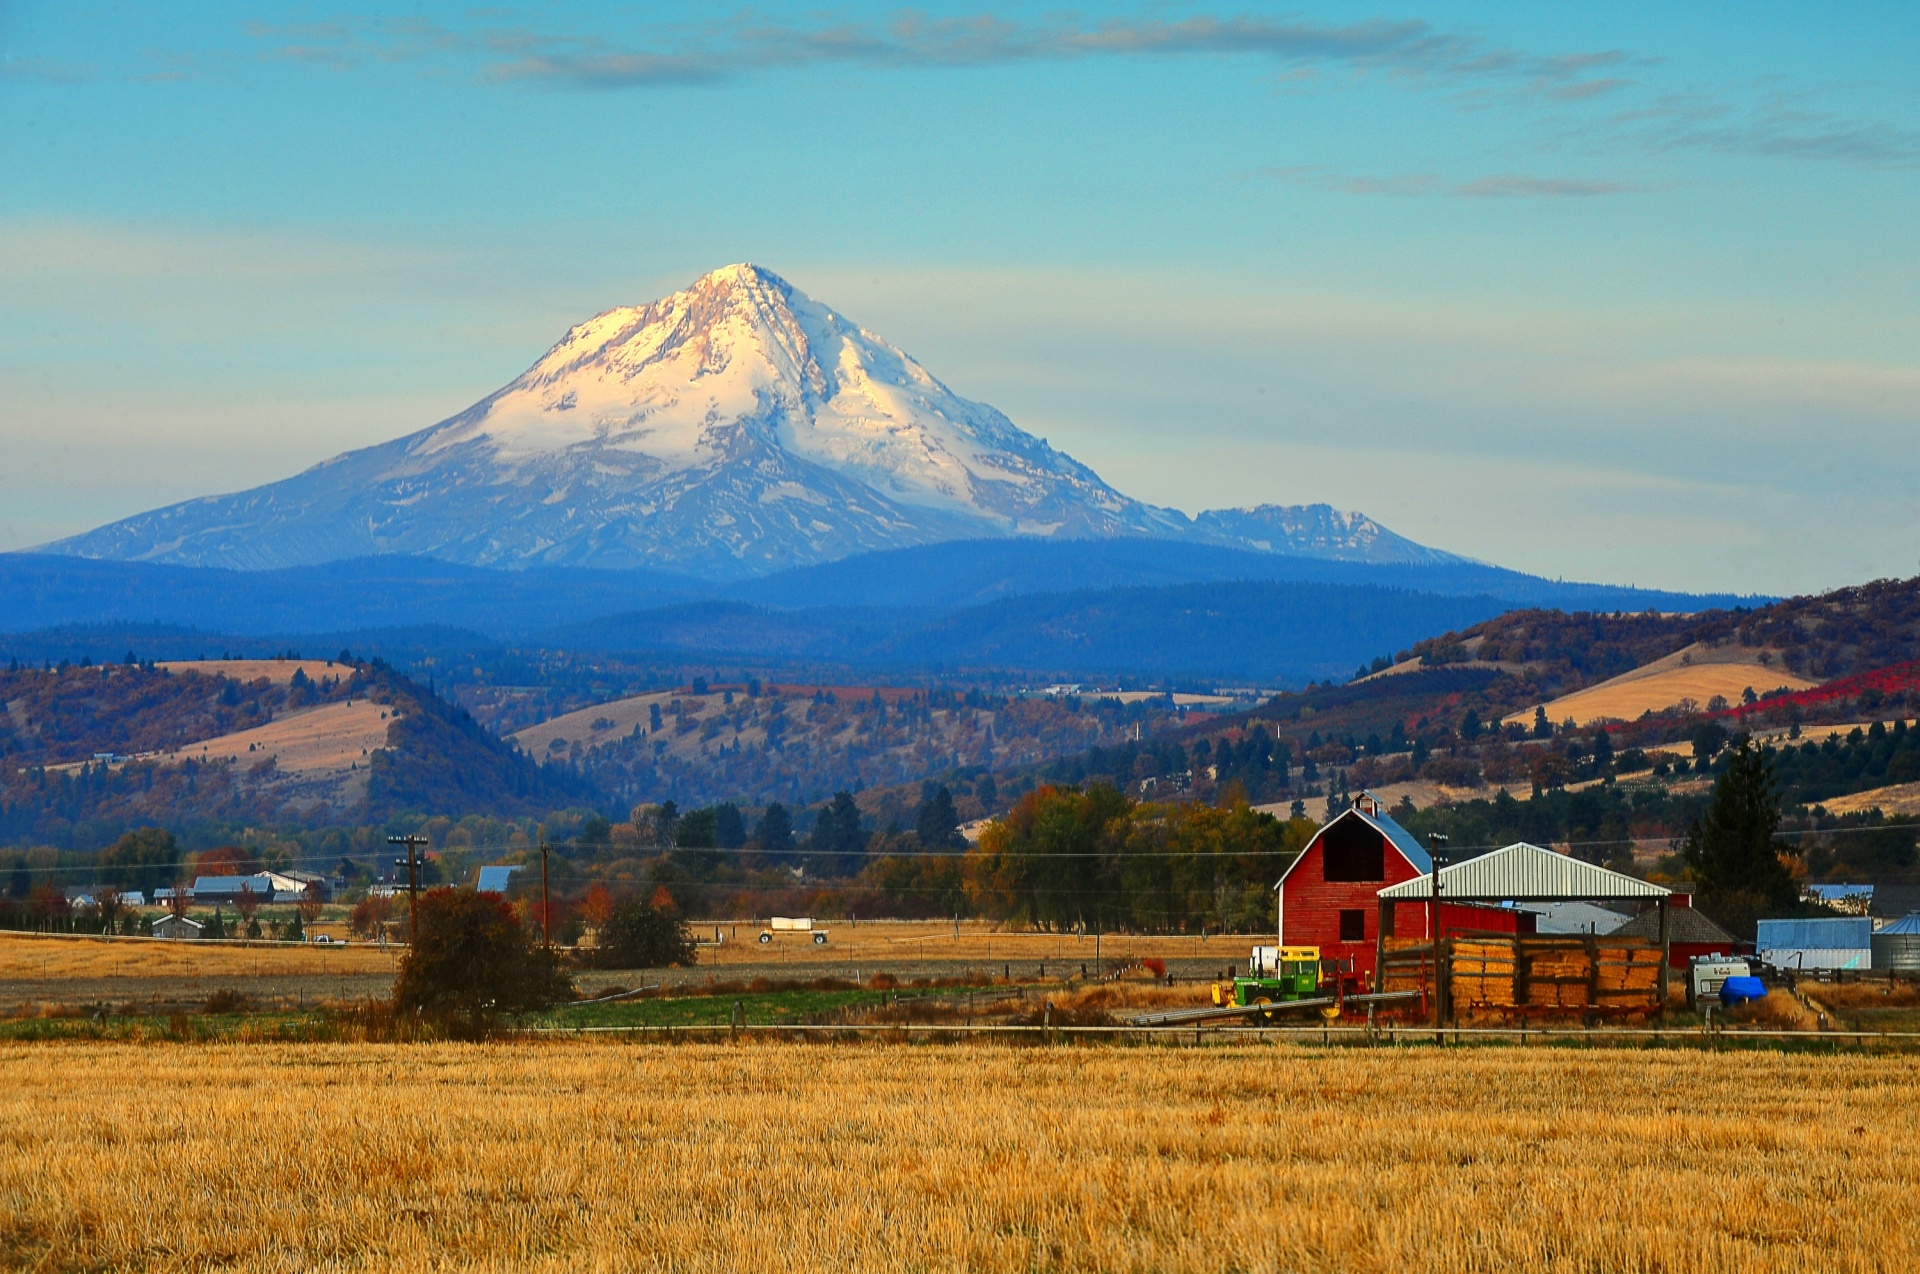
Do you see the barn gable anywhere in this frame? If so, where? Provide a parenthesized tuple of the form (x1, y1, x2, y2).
(1274, 793, 1430, 893)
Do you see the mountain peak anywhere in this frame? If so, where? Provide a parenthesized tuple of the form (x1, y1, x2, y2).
(40, 265, 1459, 578)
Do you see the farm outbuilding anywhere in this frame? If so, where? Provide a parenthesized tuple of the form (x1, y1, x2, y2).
(1376, 841, 1675, 1012)
(1274, 793, 1530, 976)
(1612, 899, 1737, 969)
(1755, 917, 1873, 971)
(152, 914, 204, 940)
(1871, 914, 1920, 972)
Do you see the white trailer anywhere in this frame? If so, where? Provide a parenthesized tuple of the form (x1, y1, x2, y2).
(759, 916, 828, 945)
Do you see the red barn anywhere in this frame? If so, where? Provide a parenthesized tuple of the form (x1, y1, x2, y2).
(1275, 793, 1529, 977)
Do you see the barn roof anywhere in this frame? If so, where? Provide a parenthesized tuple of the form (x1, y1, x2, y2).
(1880, 912, 1920, 935)
(192, 875, 274, 893)
(476, 865, 522, 895)
(1274, 799, 1430, 891)
(1614, 904, 1734, 945)
(1377, 842, 1671, 902)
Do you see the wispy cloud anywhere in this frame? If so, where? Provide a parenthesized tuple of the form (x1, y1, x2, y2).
(1262, 166, 1652, 198)
(0, 55, 93, 85)
(243, 10, 1633, 100)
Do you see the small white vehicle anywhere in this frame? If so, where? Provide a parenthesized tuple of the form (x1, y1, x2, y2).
(758, 916, 829, 946)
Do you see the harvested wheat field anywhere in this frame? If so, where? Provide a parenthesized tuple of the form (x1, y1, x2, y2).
(690, 917, 1255, 970)
(1, 1041, 1916, 1272)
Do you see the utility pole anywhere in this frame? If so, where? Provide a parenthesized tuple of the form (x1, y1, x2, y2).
(388, 834, 428, 946)
(1427, 832, 1449, 1036)
(540, 840, 551, 950)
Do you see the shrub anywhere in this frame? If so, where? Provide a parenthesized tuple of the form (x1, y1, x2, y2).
(584, 897, 696, 969)
(394, 888, 574, 1029)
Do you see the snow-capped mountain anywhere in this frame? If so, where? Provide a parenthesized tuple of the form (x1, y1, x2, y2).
(1191, 504, 1463, 566)
(41, 264, 1461, 577)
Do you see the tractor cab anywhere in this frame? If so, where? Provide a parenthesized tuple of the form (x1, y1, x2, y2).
(1213, 945, 1322, 1007)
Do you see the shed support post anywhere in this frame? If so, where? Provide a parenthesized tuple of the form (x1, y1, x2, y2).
(1375, 898, 1390, 993)
(1658, 897, 1671, 1010)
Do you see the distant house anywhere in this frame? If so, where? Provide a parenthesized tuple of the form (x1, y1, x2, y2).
(476, 865, 523, 895)
(153, 914, 204, 940)
(151, 888, 185, 909)
(1805, 883, 1874, 916)
(192, 875, 278, 907)
(282, 870, 333, 902)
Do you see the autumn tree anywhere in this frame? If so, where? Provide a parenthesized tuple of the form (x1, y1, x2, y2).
(393, 888, 573, 1031)
(298, 882, 326, 925)
(99, 828, 181, 896)
(584, 895, 696, 969)
(347, 893, 392, 941)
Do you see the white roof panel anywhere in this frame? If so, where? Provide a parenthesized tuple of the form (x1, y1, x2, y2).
(1378, 842, 1670, 901)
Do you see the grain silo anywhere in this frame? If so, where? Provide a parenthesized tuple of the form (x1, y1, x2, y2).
(1871, 914, 1920, 973)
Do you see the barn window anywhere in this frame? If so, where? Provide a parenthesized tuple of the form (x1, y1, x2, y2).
(1321, 817, 1386, 882)
(1339, 910, 1366, 942)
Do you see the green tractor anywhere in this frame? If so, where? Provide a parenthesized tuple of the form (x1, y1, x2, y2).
(1212, 945, 1329, 1021)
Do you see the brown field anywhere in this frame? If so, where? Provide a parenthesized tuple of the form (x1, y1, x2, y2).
(0, 931, 401, 1013)
(0, 1040, 1915, 1271)
(685, 918, 1262, 971)
(1816, 780, 1920, 817)
(155, 657, 353, 685)
(165, 697, 395, 774)
(1504, 643, 1816, 729)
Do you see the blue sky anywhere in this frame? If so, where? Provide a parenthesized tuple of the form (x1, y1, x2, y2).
(2, 2, 1916, 593)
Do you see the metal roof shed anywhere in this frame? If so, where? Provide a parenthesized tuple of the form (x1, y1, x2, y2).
(1873, 914, 1920, 972)
(1377, 841, 1675, 1003)
(1755, 917, 1872, 971)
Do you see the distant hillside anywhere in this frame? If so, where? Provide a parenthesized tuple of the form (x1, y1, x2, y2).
(0, 658, 586, 849)
(545, 580, 1517, 683)
(0, 541, 1751, 643)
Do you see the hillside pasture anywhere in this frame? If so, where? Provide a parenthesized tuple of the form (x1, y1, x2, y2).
(1505, 643, 1816, 728)
(0, 1040, 1914, 1272)
(164, 698, 394, 775)
(155, 657, 350, 685)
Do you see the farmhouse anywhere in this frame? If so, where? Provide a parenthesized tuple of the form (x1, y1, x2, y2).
(152, 914, 204, 940)
(1275, 793, 1528, 976)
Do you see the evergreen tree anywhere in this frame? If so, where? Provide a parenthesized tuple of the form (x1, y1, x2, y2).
(1683, 741, 1796, 939)
(755, 803, 794, 861)
(809, 791, 868, 877)
(205, 908, 227, 940)
(283, 910, 305, 943)
(915, 785, 961, 849)
(1533, 706, 1552, 739)
(712, 803, 746, 849)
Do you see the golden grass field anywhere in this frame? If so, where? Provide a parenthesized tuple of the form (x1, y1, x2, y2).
(166, 697, 395, 774)
(1503, 643, 1817, 729)
(689, 918, 1258, 970)
(0, 1039, 1915, 1272)
(0, 930, 397, 983)
(156, 657, 353, 685)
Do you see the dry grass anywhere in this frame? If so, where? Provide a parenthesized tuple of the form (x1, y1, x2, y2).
(1505, 659, 1817, 729)
(160, 698, 395, 775)
(1820, 780, 1920, 817)
(0, 1040, 1916, 1272)
(156, 658, 350, 685)
(0, 930, 397, 986)
(691, 918, 1256, 969)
